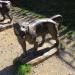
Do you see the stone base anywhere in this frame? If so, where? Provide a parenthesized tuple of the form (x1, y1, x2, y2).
(27, 48, 57, 65)
(21, 41, 58, 65)
(0, 19, 13, 31)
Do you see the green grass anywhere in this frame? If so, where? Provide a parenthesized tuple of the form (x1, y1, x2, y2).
(66, 31, 75, 39)
(17, 64, 31, 75)
(11, 6, 45, 18)
(59, 43, 65, 51)
(13, 58, 32, 75)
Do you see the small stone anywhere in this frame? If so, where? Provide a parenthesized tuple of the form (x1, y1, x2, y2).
(35, 65, 38, 68)
(69, 72, 73, 75)
(33, 70, 36, 74)
(3, 19, 10, 23)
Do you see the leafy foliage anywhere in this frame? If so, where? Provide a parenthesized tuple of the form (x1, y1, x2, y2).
(13, 58, 31, 75)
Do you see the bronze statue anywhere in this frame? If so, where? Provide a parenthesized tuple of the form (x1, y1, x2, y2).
(0, 0, 12, 23)
(14, 15, 62, 56)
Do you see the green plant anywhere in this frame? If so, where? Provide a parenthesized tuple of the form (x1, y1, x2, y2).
(17, 64, 31, 75)
(12, 6, 45, 18)
(66, 31, 75, 40)
(59, 43, 65, 51)
(13, 58, 31, 75)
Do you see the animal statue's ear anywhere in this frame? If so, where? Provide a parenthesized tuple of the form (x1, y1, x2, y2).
(13, 23, 20, 36)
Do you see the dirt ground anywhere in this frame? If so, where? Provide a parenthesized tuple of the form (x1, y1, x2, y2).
(0, 25, 75, 75)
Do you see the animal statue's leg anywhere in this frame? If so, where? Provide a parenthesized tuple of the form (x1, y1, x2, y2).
(17, 36, 27, 55)
(6, 12, 12, 23)
(0, 12, 5, 22)
(34, 37, 38, 52)
(49, 24, 59, 47)
(39, 34, 45, 47)
(49, 25, 59, 55)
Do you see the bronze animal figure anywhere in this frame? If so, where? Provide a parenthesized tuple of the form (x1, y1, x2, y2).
(14, 15, 62, 56)
(0, 0, 12, 23)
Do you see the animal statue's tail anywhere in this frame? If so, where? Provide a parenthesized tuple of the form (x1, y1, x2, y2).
(50, 14, 63, 30)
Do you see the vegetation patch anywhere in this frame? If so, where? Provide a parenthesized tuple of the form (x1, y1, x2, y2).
(66, 31, 75, 40)
(13, 58, 32, 75)
(12, 6, 45, 18)
(59, 43, 65, 51)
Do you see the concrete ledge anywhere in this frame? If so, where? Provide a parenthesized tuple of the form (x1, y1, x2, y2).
(21, 41, 58, 65)
(0, 20, 13, 31)
(27, 48, 57, 65)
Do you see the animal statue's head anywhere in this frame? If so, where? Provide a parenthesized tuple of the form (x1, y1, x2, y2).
(19, 22, 29, 34)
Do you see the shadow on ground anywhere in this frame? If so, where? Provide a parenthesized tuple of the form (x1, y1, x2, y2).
(0, 44, 57, 75)
(0, 44, 75, 75)
(16, 44, 57, 64)
(0, 65, 15, 75)
(58, 50, 75, 70)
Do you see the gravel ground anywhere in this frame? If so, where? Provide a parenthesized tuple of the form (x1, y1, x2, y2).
(0, 28, 23, 70)
(0, 27, 75, 75)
